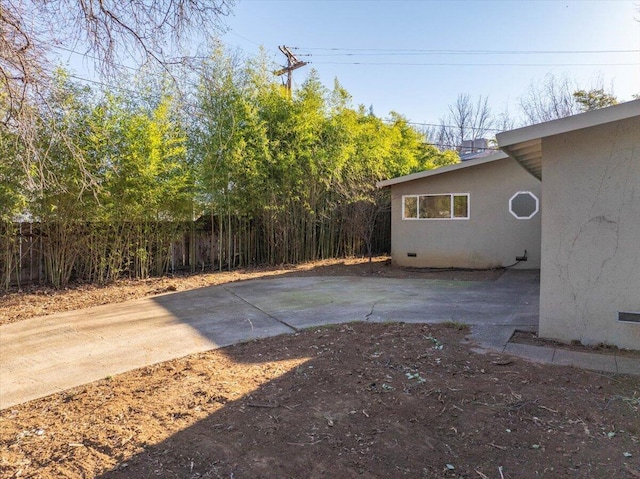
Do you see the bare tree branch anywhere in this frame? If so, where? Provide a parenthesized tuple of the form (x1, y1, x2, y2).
(519, 73, 580, 124)
(434, 93, 494, 150)
(1, 0, 233, 125)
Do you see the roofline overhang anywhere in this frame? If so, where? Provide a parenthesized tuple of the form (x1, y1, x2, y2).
(376, 151, 508, 188)
(497, 99, 640, 180)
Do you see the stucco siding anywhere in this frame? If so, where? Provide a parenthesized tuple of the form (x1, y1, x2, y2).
(389, 157, 541, 269)
(539, 116, 640, 349)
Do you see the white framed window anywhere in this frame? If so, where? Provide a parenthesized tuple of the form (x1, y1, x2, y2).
(509, 191, 539, 219)
(402, 194, 469, 220)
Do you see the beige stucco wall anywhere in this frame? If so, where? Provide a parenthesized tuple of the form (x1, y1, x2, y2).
(389, 157, 541, 269)
(538, 117, 640, 350)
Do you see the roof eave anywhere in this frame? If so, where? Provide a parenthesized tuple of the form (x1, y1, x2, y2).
(500, 139, 542, 180)
(497, 99, 640, 180)
(376, 151, 508, 188)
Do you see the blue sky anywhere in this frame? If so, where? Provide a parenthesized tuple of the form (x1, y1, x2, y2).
(219, 0, 640, 126)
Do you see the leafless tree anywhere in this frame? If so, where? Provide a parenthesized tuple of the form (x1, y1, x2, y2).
(494, 105, 515, 133)
(434, 93, 494, 151)
(519, 73, 580, 125)
(1, 0, 233, 125)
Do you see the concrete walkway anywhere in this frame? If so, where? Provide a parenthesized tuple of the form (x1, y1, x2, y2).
(1, 270, 637, 410)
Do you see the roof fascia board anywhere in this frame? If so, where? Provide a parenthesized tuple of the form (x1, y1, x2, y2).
(497, 99, 640, 147)
(376, 151, 508, 188)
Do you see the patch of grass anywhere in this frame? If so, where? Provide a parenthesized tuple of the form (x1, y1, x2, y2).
(306, 322, 362, 334)
(442, 321, 469, 331)
(594, 342, 622, 352)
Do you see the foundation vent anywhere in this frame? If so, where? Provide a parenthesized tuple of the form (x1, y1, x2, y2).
(618, 312, 640, 324)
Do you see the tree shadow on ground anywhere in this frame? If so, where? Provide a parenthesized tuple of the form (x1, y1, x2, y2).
(143, 267, 538, 354)
(94, 321, 640, 479)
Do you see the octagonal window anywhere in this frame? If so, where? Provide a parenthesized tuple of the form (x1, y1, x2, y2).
(509, 191, 539, 219)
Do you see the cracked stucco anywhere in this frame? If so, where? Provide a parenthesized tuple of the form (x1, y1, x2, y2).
(539, 117, 640, 350)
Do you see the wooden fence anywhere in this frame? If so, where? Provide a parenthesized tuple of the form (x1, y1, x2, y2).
(1, 213, 391, 288)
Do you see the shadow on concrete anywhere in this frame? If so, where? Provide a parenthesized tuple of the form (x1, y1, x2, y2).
(145, 269, 540, 352)
(0, 266, 539, 410)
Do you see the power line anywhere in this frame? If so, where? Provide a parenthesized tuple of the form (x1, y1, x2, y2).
(396, 119, 504, 133)
(381, 118, 506, 139)
(226, 31, 281, 56)
(38, 67, 505, 147)
(40, 67, 145, 98)
(52, 45, 141, 72)
(51, 42, 283, 73)
(274, 45, 308, 93)
(416, 139, 500, 151)
(432, 144, 499, 151)
(303, 52, 639, 57)
(293, 46, 640, 67)
(295, 47, 640, 55)
(312, 61, 639, 67)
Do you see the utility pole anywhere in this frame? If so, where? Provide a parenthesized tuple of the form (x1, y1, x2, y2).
(274, 45, 308, 94)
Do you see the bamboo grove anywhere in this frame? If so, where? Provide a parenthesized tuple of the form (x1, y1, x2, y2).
(0, 48, 459, 289)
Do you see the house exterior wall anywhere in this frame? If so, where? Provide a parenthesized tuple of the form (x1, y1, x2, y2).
(539, 116, 640, 350)
(389, 157, 541, 269)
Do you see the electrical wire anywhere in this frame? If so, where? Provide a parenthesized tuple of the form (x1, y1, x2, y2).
(51, 41, 283, 73)
(34, 66, 500, 153)
(292, 46, 640, 67)
(400, 120, 504, 133)
(311, 61, 638, 67)
(41, 41, 601, 142)
(294, 47, 640, 54)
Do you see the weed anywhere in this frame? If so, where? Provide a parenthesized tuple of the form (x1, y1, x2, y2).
(443, 321, 469, 331)
(424, 334, 444, 350)
(405, 372, 426, 384)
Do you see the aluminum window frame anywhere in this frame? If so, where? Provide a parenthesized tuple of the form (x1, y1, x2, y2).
(402, 193, 470, 220)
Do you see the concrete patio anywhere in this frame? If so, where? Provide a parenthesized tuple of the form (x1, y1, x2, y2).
(1, 269, 637, 410)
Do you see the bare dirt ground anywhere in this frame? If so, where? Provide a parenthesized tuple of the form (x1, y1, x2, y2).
(1, 258, 639, 478)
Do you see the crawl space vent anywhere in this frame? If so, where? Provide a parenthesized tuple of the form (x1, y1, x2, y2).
(618, 312, 640, 324)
